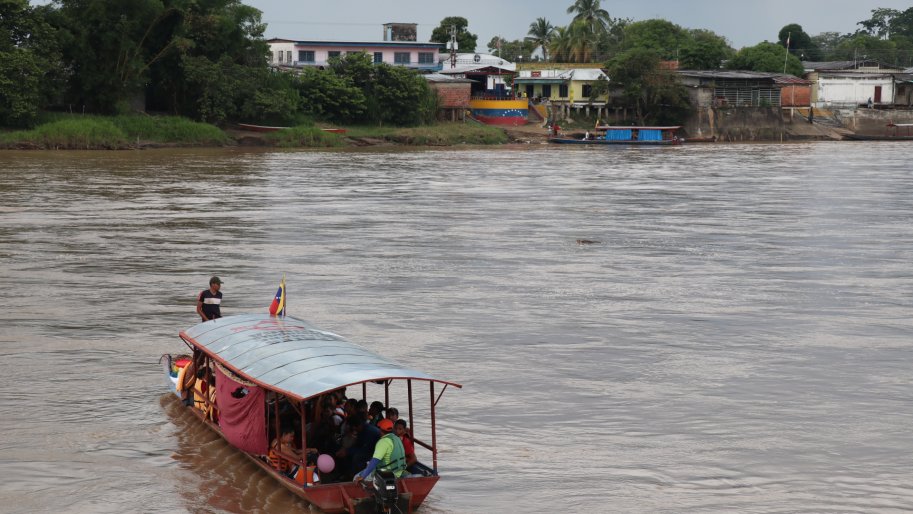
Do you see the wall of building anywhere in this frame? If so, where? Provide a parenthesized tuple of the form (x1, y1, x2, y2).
(780, 86, 811, 107)
(430, 83, 471, 108)
(816, 76, 895, 106)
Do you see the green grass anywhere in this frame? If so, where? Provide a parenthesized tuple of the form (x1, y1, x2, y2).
(0, 114, 229, 149)
(344, 122, 508, 145)
(263, 126, 345, 148)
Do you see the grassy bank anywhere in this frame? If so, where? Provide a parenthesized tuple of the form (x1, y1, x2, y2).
(344, 122, 508, 145)
(0, 114, 229, 149)
(0, 116, 509, 150)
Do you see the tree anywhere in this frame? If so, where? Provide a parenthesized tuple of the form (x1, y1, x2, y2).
(526, 17, 554, 61)
(605, 47, 691, 125)
(778, 24, 821, 61)
(679, 29, 734, 69)
(487, 37, 535, 62)
(622, 19, 690, 60)
(430, 17, 477, 53)
(0, 0, 64, 127)
(811, 32, 848, 61)
(858, 8, 901, 39)
(566, 0, 612, 35)
(726, 42, 805, 76)
(832, 33, 900, 63)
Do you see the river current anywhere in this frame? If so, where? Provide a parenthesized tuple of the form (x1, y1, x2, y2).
(0, 143, 911, 513)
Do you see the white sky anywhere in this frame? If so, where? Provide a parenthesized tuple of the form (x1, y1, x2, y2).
(246, 0, 913, 49)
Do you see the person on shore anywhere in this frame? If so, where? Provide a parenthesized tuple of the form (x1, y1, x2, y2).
(197, 276, 223, 321)
(353, 419, 407, 483)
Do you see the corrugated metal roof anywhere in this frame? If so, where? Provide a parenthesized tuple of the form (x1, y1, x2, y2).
(676, 70, 810, 84)
(180, 314, 460, 400)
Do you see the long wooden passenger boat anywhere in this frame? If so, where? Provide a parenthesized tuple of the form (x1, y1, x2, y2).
(162, 313, 461, 513)
(549, 125, 683, 145)
(844, 122, 913, 141)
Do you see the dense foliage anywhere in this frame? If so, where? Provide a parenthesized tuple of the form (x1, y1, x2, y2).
(605, 48, 691, 125)
(298, 53, 437, 126)
(727, 42, 806, 76)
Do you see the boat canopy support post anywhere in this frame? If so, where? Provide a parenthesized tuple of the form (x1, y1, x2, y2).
(407, 379, 415, 443)
(384, 379, 390, 408)
(430, 381, 438, 473)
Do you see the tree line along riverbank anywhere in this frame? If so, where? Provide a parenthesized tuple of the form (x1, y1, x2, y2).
(0, 115, 509, 150)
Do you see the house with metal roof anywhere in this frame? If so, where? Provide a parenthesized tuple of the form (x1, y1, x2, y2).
(512, 68, 609, 105)
(267, 38, 444, 71)
(802, 60, 906, 108)
(676, 70, 812, 109)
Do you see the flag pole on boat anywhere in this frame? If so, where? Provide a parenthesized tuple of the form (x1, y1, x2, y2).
(269, 274, 287, 317)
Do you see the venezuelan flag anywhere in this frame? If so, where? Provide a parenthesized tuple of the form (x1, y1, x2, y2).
(268, 278, 286, 317)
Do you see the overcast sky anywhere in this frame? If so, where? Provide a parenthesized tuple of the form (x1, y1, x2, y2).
(247, 0, 912, 50)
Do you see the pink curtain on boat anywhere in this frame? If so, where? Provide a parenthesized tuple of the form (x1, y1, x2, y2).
(215, 365, 267, 454)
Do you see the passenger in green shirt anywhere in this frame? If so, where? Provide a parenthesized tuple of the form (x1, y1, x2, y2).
(353, 419, 407, 482)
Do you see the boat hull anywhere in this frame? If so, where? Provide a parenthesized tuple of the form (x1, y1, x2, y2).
(844, 134, 913, 141)
(162, 353, 438, 513)
(549, 137, 680, 146)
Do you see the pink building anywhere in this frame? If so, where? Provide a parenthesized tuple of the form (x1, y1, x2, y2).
(267, 38, 444, 72)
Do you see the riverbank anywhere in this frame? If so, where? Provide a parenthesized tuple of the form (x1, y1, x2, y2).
(0, 114, 509, 150)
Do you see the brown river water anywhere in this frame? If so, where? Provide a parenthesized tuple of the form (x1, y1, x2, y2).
(1, 143, 911, 513)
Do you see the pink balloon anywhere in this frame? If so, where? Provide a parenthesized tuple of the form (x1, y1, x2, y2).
(317, 454, 335, 474)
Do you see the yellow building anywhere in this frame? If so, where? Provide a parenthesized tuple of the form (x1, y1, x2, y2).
(513, 68, 609, 104)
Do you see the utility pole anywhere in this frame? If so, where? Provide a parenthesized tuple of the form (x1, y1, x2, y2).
(449, 25, 458, 69)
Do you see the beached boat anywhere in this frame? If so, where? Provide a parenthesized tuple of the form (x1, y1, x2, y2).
(844, 122, 913, 141)
(237, 123, 347, 134)
(549, 125, 683, 145)
(162, 313, 461, 514)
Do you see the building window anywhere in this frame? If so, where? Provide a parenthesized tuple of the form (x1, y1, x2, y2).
(418, 52, 434, 64)
(286, 51, 292, 63)
(559, 84, 568, 98)
(374, 52, 383, 63)
(525, 85, 534, 98)
(394, 52, 411, 64)
(582, 84, 593, 97)
(328, 51, 341, 60)
(277, 51, 283, 63)
(542, 84, 552, 97)
(299, 50, 315, 63)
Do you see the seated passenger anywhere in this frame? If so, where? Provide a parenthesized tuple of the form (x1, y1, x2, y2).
(368, 401, 385, 426)
(394, 419, 417, 468)
(385, 407, 399, 423)
(269, 426, 316, 484)
(354, 419, 407, 483)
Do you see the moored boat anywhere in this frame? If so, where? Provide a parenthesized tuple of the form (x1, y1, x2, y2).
(549, 125, 683, 145)
(162, 313, 461, 513)
(844, 122, 913, 141)
(237, 123, 347, 134)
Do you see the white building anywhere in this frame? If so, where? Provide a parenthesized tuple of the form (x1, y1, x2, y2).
(804, 60, 905, 108)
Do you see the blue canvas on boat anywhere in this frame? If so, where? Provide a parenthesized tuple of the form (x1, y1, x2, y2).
(639, 129, 662, 141)
(606, 129, 632, 141)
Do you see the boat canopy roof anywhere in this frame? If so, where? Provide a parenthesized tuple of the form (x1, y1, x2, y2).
(180, 314, 461, 401)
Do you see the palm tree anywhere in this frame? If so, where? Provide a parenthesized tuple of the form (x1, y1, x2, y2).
(566, 0, 612, 35)
(526, 17, 555, 61)
(548, 26, 573, 63)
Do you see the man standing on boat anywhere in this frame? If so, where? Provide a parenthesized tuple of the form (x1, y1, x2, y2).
(353, 419, 407, 483)
(196, 276, 223, 322)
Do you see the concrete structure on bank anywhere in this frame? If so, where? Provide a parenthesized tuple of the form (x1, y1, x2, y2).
(267, 38, 444, 72)
(802, 60, 906, 108)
